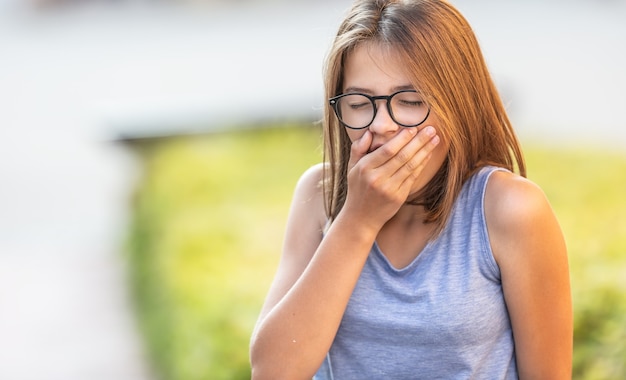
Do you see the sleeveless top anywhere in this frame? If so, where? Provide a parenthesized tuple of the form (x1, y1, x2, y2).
(314, 166, 518, 379)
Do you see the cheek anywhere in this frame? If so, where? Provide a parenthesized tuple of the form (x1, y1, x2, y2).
(432, 138, 450, 166)
(430, 135, 451, 180)
(345, 128, 366, 143)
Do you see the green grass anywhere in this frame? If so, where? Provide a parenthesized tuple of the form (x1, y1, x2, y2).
(126, 125, 626, 379)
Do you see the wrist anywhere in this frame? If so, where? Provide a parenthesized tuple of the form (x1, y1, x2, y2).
(330, 208, 381, 245)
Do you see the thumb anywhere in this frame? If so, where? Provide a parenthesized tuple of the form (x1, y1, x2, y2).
(348, 130, 372, 169)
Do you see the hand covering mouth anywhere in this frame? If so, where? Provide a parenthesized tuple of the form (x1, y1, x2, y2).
(368, 144, 383, 154)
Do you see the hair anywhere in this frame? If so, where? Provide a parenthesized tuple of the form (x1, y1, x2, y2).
(322, 0, 526, 234)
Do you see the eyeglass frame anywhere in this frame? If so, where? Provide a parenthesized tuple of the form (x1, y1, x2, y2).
(329, 89, 431, 130)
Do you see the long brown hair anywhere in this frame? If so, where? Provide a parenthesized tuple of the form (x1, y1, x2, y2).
(322, 0, 525, 234)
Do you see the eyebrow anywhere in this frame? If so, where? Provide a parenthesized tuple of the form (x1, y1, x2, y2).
(343, 84, 416, 94)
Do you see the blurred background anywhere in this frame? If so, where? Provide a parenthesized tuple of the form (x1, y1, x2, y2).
(0, 0, 624, 379)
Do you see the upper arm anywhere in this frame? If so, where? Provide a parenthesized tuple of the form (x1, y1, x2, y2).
(253, 163, 327, 332)
(485, 171, 572, 379)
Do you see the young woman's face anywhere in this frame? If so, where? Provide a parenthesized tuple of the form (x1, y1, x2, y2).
(341, 43, 450, 197)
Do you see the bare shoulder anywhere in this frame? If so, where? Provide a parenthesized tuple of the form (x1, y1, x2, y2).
(484, 169, 563, 266)
(290, 162, 327, 229)
(484, 171, 572, 378)
(294, 163, 325, 198)
(282, 162, 328, 266)
(485, 169, 548, 221)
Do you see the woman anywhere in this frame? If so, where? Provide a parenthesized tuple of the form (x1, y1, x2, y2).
(250, 0, 572, 378)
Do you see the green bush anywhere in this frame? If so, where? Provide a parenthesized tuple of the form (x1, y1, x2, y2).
(127, 126, 626, 379)
(127, 125, 322, 379)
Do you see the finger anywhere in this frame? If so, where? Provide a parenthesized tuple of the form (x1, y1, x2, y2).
(366, 127, 417, 168)
(369, 126, 436, 175)
(393, 127, 440, 183)
(390, 126, 438, 173)
(348, 130, 372, 170)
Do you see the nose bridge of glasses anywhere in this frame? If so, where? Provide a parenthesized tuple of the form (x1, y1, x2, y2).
(362, 95, 396, 132)
(370, 94, 394, 122)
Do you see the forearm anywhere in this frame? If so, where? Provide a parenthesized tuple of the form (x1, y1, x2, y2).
(250, 212, 377, 379)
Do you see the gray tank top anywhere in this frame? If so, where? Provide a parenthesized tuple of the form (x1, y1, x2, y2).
(314, 166, 518, 379)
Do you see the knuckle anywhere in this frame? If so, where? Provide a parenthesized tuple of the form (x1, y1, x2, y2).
(376, 184, 394, 200)
(379, 144, 396, 158)
(394, 150, 411, 164)
(364, 171, 381, 188)
(404, 157, 419, 173)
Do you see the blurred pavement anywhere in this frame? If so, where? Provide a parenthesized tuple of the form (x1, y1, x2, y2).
(0, 0, 624, 379)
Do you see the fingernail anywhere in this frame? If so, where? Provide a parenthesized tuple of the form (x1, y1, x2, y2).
(423, 126, 435, 136)
(432, 135, 440, 145)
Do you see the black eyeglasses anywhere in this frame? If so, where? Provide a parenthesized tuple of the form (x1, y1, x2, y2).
(329, 90, 430, 130)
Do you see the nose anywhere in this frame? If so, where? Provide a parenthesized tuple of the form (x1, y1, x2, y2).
(368, 100, 399, 135)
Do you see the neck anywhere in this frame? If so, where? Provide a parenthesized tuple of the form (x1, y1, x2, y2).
(389, 203, 430, 227)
